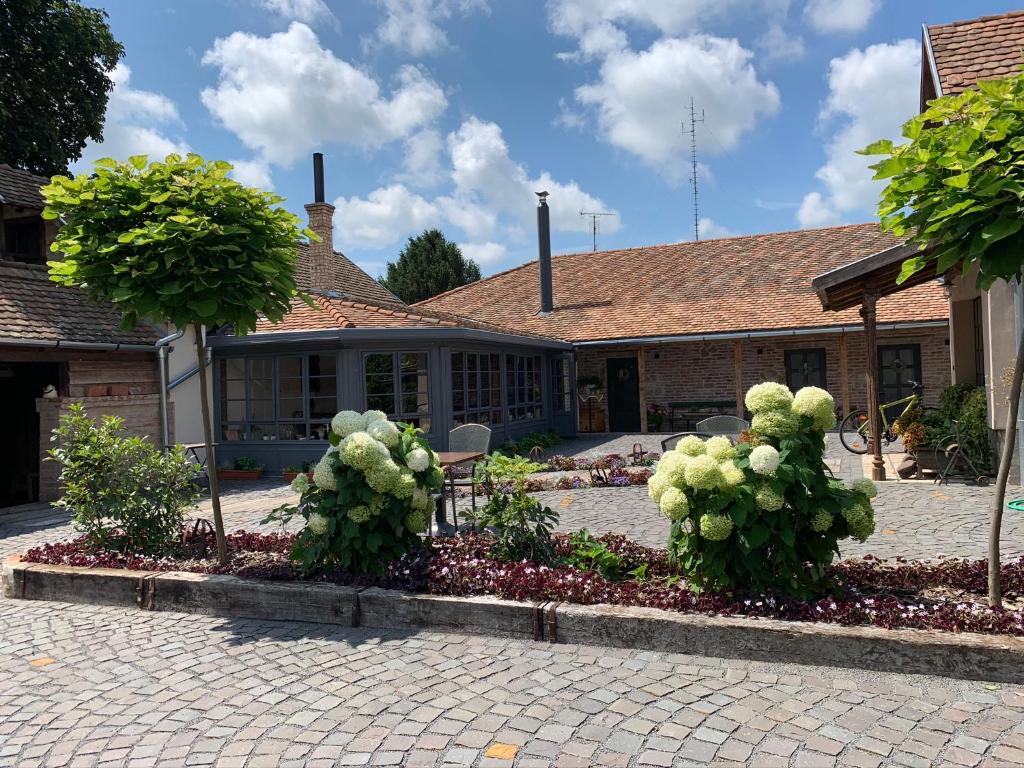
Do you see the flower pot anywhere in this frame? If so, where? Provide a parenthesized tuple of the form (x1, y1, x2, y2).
(217, 468, 264, 481)
(282, 471, 314, 484)
(913, 446, 947, 474)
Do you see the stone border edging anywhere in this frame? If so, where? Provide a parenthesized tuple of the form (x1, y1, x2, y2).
(5, 555, 1023, 684)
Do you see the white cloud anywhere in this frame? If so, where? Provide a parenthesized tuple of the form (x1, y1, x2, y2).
(458, 241, 506, 267)
(757, 23, 806, 63)
(803, 0, 879, 33)
(75, 63, 188, 171)
(554, 97, 585, 130)
(697, 217, 733, 239)
(200, 23, 447, 167)
(796, 39, 918, 228)
(436, 196, 497, 238)
(228, 158, 273, 190)
(549, 0, 769, 42)
(400, 129, 445, 187)
(254, 0, 335, 25)
(334, 184, 439, 249)
(574, 36, 780, 179)
(369, 0, 489, 56)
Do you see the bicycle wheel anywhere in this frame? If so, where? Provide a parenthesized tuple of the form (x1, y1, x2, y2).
(839, 410, 872, 454)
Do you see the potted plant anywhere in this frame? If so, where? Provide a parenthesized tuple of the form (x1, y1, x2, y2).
(282, 462, 312, 484)
(646, 403, 667, 431)
(217, 456, 264, 481)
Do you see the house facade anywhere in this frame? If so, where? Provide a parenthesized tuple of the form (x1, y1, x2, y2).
(418, 222, 951, 435)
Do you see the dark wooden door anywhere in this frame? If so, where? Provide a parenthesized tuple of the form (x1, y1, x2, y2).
(785, 348, 827, 390)
(607, 357, 641, 432)
(878, 344, 922, 420)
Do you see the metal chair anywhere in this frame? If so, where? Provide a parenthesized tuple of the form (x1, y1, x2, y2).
(660, 431, 711, 452)
(695, 415, 749, 440)
(447, 424, 492, 514)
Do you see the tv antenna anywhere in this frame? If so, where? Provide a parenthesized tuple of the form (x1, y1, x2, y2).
(579, 210, 616, 252)
(682, 97, 704, 241)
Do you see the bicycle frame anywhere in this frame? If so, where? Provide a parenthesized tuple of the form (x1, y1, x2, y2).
(855, 392, 921, 437)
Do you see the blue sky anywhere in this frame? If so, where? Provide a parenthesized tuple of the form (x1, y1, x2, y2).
(81, 0, 1021, 279)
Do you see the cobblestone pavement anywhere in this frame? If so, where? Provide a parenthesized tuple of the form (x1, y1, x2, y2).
(3, 598, 1024, 768)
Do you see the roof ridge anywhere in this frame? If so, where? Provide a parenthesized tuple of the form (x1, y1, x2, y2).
(928, 10, 1024, 31)
(313, 295, 355, 328)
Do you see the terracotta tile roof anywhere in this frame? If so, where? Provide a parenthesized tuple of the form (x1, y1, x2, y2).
(294, 243, 401, 305)
(256, 295, 461, 333)
(415, 224, 949, 343)
(0, 262, 161, 346)
(926, 11, 1024, 96)
(0, 165, 49, 210)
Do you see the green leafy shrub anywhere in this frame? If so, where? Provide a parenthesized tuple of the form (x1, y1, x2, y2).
(230, 456, 262, 472)
(468, 453, 558, 563)
(648, 383, 877, 596)
(894, 386, 992, 471)
(49, 404, 200, 554)
(564, 529, 623, 580)
(282, 410, 444, 574)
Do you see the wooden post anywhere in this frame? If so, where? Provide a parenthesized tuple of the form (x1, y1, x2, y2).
(733, 340, 744, 417)
(860, 293, 886, 481)
(838, 333, 850, 418)
(638, 348, 648, 433)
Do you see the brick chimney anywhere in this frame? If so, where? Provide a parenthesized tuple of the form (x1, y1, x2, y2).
(304, 152, 336, 291)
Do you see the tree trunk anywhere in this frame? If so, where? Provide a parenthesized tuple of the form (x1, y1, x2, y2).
(989, 329, 1024, 608)
(194, 322, 227, 565)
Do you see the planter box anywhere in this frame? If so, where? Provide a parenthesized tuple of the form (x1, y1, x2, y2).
(217, 468, 264, 481)
(282, 471, 313, 484)
(914, 446, 947, 473)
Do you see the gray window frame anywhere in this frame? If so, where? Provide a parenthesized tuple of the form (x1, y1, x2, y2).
(505, 352, 545, 423)
(362, 350, 433, 434)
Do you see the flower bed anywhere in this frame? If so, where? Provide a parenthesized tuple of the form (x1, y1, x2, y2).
(22, 529, 1024, 636)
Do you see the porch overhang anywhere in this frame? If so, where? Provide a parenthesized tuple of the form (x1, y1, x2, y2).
(207, 325, 574, 351)
(811, 242, 942, 312)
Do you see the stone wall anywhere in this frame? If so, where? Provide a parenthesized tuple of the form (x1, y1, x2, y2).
(576, 326, 951, 433)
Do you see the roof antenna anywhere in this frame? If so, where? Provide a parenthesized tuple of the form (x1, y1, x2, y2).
(682, 97, 704, 241)
(579, 211, 616, 252)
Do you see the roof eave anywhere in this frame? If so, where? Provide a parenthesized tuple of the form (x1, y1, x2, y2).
(209, 325, 574, 351)
(921, 22, 945, 112)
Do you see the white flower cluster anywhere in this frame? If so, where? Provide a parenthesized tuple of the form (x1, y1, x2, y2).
(301, 410, 440, 536)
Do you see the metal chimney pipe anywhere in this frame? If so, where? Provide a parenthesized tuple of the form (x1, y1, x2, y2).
(313, 152, 325, 203)
(536, 191, 553, 314)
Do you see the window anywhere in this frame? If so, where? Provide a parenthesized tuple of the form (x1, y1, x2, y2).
(784, 348, 827, 391)
(451, 351, 502, 426)
(364, 352, 431, 432)
(3, 216, 45, 264)
(218, 353, 337, 441)
(550, 355, 573, 414)
(506, 353, 544, 422)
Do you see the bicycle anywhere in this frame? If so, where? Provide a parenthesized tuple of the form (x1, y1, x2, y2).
(838, 380, 937, 455)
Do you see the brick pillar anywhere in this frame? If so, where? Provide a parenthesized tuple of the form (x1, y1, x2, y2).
(304, 202, 336, 291)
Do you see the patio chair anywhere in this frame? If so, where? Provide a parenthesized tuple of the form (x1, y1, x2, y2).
(661, 431, 711, 452)
(447, 423, 492, 514)
(695, 415, 749, 441)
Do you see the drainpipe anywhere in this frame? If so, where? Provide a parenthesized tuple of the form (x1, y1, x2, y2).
(1016, 279, 1024, 483)
(156, 329, 184, 449)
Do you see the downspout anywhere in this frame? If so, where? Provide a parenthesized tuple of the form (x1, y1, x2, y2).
(1016, 279, 1024, 484)
(156, 329, 184, 449)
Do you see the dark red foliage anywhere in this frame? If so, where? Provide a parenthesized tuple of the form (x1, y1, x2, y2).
(22, 528, 1024, 636)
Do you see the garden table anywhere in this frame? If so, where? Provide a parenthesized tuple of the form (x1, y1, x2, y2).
(436, 451, 485, 531)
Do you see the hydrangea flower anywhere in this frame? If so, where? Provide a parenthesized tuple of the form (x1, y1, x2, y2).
(331, 410, 365, 437)
(647, 473, 669, 503)
(719, 459, 745, 487)
(699, 513, 733, 541)
(342, 432, 391, 471)
(312, 456, 337, 490)
(347, 506, 371, 523)
(363, 409, 389, 424)
(656, 451, 690, 487)
(843, 502, 875, 542)
(684, 455, 723, 490)
(659, 486, 689, 520)
(792, 386, 836, 431)
(406, 447, 431, 472)
(366, 418, 401, 448)
(744, 382, 793, 414)
(810, 509, 833, 533)
(365, 460, 401, 494)
(676, 435, 706, 457)
(751, 410, 798, 438)
(394, 470, 417, 499)
(290, 472, 310, 493)
(851, 478, 878, 498)
(412, 486, 432, 511)
(705, 436, 736, 461)
(749, 445, 780, 476)
(405, 510, 428, 533)
(755, 484, 784, 512)
(307, 512, 329, 535)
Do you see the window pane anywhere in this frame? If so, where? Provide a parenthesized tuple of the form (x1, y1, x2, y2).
(250, 358, 273, 380)
(279, 398, 304, 419)
(309, 376, 336, 397)
(250, 399, 274, 420)
(365, 353, 393, 376)
(367, 394, 394, 414)
(222, 358, 245, 380)
(309, 354, 336, 377)
(225, 400, 245, 421)
(222, 424, 246, 441)
(279, 356, 302, 378)
(310, 396, 337, 419)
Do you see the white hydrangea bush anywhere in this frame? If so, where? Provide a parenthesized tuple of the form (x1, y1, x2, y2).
(649, 381, 877, 595)
(287, 410, 444, 573)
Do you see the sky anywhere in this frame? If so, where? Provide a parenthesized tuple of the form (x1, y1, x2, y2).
(79, 0, 1022, 280)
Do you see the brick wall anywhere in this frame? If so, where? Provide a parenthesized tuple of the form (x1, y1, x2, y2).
(576, 326, 951, 432)
(65, 358, 162, 398)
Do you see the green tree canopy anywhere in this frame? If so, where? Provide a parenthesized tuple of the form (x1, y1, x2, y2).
(862, 72, 1024, 608)
(0, 0, 123, 175)
(380, 229, 481, 304)
(42, 153, 313, 564)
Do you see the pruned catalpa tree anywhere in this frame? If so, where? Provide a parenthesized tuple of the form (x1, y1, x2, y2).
(42, 154, 313, 564)
(862, 74, 1024, 608)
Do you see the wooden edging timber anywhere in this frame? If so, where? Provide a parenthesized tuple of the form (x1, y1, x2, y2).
(4, 555, 1023, 684)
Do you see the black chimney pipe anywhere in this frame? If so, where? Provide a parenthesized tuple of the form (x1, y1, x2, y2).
(313, 152, 325, 203)
(536, 191, 553, 314)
